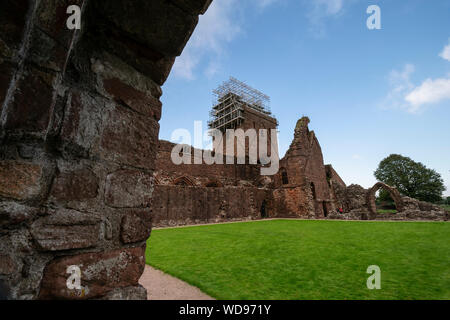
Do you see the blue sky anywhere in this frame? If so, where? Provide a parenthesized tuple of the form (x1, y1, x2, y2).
(159, 0, 450, 196)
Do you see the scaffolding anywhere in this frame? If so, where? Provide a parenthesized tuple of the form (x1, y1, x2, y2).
(208, 77, 273, 132)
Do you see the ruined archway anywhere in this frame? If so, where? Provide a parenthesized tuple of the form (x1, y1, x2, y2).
(0, 0, 212, 300)
(173, 176, 195, 187)
(366, 182, 404, 218)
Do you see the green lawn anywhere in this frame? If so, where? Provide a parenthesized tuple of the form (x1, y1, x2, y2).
(145, 220, 450, 300)
(377, 209, 398, 214)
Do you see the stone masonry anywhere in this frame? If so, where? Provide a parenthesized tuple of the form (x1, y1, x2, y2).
(0, 0, 212, 300)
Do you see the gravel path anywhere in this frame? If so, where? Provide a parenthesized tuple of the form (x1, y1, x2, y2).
(139, 265, 214, 300)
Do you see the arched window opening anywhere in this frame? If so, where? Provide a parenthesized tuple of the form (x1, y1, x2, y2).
(173, 176, 194, 187)
(261, 200, 268, 218)
(322, 202, 328, 217)
(310, 182, 316, 200)
(281, 168, 289, 185)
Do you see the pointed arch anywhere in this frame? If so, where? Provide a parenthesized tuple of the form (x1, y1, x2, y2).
(172, 176, 195, 186)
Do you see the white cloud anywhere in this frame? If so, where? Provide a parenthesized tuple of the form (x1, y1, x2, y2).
(306, 0, 350, 36)
(382, 64, 450, 113)
(172, 0, 240, 80)
(439, 39, 450, 62)
(405, 78, 450, 112)
(172, 0, 280, 80)
(381, 64, 415, 111)
(382, 39, 450, 113)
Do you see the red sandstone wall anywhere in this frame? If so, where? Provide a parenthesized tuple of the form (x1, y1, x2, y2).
(156, 140, 262, 186)
(152, 185, 272, 227)
(273, 117, 335, 218)
(0, 0, 212, 300)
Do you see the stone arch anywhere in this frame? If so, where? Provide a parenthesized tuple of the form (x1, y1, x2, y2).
(366, 182, 404, 217)
(173, 176, 195, 187)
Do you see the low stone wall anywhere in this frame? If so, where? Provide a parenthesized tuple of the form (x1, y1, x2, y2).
(151, 185, 272, 227)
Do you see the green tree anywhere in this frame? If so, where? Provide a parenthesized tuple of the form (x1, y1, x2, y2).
(374, 154, 446, 203)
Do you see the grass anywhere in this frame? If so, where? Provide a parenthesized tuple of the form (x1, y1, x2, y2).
(145, 219, 450, 300)
(441, 204, 450, 212)
(377, 209, 398, 214)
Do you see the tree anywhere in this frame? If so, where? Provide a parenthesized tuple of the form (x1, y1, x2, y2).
(374, 154, 446, 203)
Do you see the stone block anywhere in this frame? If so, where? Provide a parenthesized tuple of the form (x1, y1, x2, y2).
(38, 246, 146, 299)
(31, 209, 101, 251)
(58, 90, 105, 157)
(93, 0, 198, 57)
(0, 255, 16, 275)
(35, 0, 85, 48)
(50, 168, 99, 202)
(3, 66, 56, 135)
(0, 0, 30, 53)
(0, 202, 41, 227)
(99, 285, 147, 300)
(0, 161, 43, 200)
(27, 27, 69, 72)
(100, 105, 159, 169)
(0, 61, 15, 110)
(120, 209, 152, 244)
(170, 0, 213, 15)
(104, 169, 154, 208)
(103, 77, 162, 120)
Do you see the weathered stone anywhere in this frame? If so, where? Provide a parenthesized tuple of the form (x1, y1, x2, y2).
(0, 0, 30, 53)
(27, 27, 69, 72)
(120, 210, 152, 244)
(96, 33, 176, 85)
(100, 105, 159, 169)
(367, 182, 404, 218)
(0, 61, 14, 108)
(98, 285, 147, 300)
(38, 246, 146, 299)
(103, 77, 162, 120)
(58, 90, 105, 157)
(0, 202, 41, 227)
(0, 161, 43, 200)
(35, 0, 85, 48)
(3, 66, 56, 135)
(170, 0, 213, 15)
(104, 169, 154, 208)
(93, 0, 200, 57)
(30, 209, 101, 251)
(0, 0, 222, 301)
(50, 168, 99, 202)
(0, 254, 16, 275)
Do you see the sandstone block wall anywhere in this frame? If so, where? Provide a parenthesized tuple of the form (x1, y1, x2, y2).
(0, 0, 212, 300)
(152, 186, 271, 227)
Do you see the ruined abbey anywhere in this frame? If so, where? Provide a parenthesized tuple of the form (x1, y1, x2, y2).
(0, 0, 447, 300)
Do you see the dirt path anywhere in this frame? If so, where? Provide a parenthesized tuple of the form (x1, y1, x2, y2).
(139, 265, 214, 300)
